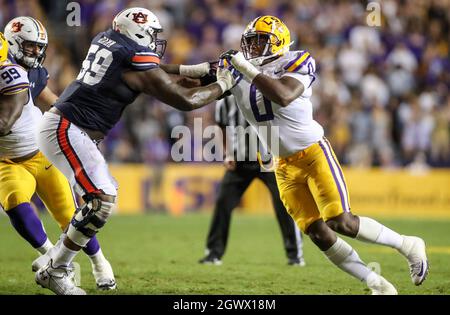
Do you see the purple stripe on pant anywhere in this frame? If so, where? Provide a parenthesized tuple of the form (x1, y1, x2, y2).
(323, 138, 350, 211)
(318, 141, 347, 213)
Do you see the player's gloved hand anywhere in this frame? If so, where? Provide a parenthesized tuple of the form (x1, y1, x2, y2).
(179, 61, 217, 78)
(219, 49, 261, 81)
(199, 61, 219, 86)
(216, 66, 235, 94)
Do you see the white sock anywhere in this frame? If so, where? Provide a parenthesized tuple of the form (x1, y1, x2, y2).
(356, 217, 403, 249)
(88, 248, 107, 267)
(53, 242, 79, 267)
(324, 237, 373, 282)
(36, 238, 53, 255)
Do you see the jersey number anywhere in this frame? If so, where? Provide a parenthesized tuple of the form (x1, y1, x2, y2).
(1, 68, 21, 84)
(249, 84, 274, 122)
(76, 44, 113, 86)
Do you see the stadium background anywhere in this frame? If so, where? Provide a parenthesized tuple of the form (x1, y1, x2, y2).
(0, 0, 448, 217)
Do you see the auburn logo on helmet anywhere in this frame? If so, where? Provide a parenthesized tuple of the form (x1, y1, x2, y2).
(11, 21, 23, 33)
(132, 12, 148, 24)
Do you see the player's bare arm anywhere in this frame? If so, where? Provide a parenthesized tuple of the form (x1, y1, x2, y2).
(123, 66, 233, 111)
(0, 90, 28, 136)
(35, 86, 58, 112)
(252, 74, 304, 107)
(221, 50, 304, 107)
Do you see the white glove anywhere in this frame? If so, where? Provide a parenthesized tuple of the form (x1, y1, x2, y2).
(225, 51, 261, 81)
(216, 67, 235, 93)
(179, 62, 211, 78)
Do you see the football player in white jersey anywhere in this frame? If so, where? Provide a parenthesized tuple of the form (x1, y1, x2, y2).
(0, 24, 116, 291)
(217, 16, 428, 294)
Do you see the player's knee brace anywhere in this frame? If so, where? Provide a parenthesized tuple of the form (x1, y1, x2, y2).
(67, 193, 115, 247)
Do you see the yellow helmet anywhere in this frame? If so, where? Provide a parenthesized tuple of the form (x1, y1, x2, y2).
(0, 32, 9, 65)
(241, 15, 291, 66)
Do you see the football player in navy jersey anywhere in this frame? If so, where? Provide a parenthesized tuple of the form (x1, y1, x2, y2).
(3, 17, 116, 290)
(34, 7, 234, 295)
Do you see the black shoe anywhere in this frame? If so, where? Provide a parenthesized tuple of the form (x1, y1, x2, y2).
(288, 257, 306, 266)
(199, 254, 222, 265)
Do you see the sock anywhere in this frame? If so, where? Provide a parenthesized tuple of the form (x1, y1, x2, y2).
(53, 242, 79, 267)
(88, 248, 107, 267)
(36, 238, 53, 255)
(6, 203, 48, 249)
(324, 237, 373, 282)
(356, 217, 403, 249)
(83, 236, 100, 256)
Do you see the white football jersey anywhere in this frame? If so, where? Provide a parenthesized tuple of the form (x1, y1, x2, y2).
(0, 63, 41, 160)
(230, 50, 324, 157)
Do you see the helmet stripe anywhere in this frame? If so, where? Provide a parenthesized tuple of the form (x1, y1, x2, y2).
(36, 19, 46, 35)
(251, 16, 261, 29)
(28, 17, 42, 40)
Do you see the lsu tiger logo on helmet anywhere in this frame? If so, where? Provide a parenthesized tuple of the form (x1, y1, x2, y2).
(241, 15, 292, 66)
(0, 32, 9, 65)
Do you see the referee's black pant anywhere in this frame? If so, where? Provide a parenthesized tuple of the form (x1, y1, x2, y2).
(204, 161, 303, 261)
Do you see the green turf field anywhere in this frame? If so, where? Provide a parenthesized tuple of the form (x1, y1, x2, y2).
(0, 213, 449, 295)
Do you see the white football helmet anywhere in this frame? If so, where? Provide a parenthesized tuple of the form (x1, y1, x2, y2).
(4, 16, 48, 68)
(112, 7, 167, 57)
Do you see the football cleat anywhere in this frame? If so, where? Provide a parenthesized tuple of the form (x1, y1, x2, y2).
(366, 273, 398, 295)
(92, 259, 117, 290)
(199, 254, 222, 266)
(399, 236, 429, 285)
(35, 259, 86, 295)
(288, 257, 306, 267)
(32, 242, 60, 272)
(32, 238, 75, 272)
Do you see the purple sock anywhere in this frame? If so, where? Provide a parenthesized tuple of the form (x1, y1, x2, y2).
(6, 203, 47, 248)
(83, 236, 100, 256)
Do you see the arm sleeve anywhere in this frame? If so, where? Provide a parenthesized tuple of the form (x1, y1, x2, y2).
(129, 50, 160, 71)
(0, 65, 29, 95)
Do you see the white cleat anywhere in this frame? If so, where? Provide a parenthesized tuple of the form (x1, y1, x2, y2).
(399, 236, 429, 285)
(32, 241, 76, 273)
(92, 259, 116, 290)
(32, 237, 63, 272)
(366, 273, 398, 295)
(32, 252, 50, 272)
(35, 259, 86, 295)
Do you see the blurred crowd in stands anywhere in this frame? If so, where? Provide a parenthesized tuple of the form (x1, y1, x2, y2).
(0, 0, 449, 168)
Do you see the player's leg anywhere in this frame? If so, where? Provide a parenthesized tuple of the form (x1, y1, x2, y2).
(200, 168, 254, 264)
(32, 152, 116, 290)
(258, 171, 304, 266)
(318, 138, 428, 285)
(0, 160, 53, 254)
(35, 112, 116, 295)
(276, 155, 396, 294)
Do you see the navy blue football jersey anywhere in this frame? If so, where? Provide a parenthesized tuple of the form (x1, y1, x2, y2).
(28, 66, 49, 100)
(7, 52, 48, 101)
(55, 28, 160, 134)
